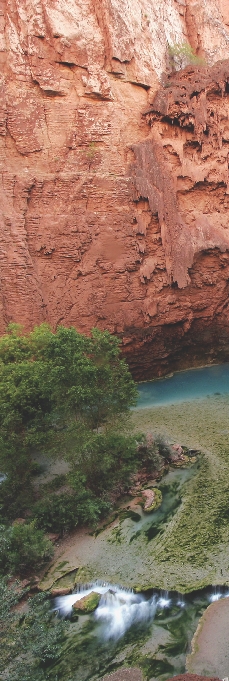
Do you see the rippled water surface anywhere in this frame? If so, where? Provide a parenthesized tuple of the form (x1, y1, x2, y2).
(137, 363, 229, 408)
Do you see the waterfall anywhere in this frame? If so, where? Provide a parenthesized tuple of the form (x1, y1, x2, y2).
(54, 583, 229, 642)
(54, 583, 177, 640)
(157, 591, 171, 608)
(94, 589, 158, 640)
(209, 587, 229, 602)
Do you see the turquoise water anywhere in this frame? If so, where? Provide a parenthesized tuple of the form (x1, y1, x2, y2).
(137, 363, 229, 408)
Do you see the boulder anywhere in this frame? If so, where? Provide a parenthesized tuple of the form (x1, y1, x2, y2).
(51, 587, 72, 596)
(171, 444, 184, 458)
(142, 487, 162, 513)
(73, 591, 101, 613)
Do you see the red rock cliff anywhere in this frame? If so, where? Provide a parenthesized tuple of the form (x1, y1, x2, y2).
(2, 1, 229, 378)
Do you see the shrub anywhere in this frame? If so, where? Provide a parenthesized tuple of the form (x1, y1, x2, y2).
(0, 521, 53, 576)
(168, 42, 206, 71)
(0, 580, 68, 680)
(0, 475, 33, 521)
(137, 433, 173, 472)
(70, 432, 139, 496)
(0, 323, 137, 515)
(33, 484, 110, 534)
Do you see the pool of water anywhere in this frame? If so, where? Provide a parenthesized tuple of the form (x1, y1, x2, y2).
(53, 584, 229, 681)
(45, 364, 229, 680)
(137, 363, 229, 408)
(50, 466, 202, 681)
(127, 466, 195, 543)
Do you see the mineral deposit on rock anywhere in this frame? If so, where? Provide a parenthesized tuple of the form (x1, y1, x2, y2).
(2, 1, 229, 376)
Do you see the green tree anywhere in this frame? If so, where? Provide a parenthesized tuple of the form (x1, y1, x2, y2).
(0, 522, 53, 576)
(168, 42, 205, 71)
(0, 579, 68, 680)
(0, 324, 137, 518)
(68, 431, 139, 495)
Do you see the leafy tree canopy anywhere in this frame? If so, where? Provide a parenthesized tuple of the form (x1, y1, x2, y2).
(0, 579, 68, 680)
(0, 323, 137, 498)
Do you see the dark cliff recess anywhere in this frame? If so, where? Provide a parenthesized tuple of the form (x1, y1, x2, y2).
(124, 62, 229, 378)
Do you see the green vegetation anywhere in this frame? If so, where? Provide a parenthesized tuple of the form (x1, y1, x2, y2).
(0, 579, 68, 680)
(137, 433, 172, 473)
(0, 322, 137, 520)
(33, 486, 110, 534)
(0, 324, 175, 549)
(0, 522, 53, 576)
(144, 488, 162, 513)
(168, 42, 206, 71)
(129, 396, 229, 591)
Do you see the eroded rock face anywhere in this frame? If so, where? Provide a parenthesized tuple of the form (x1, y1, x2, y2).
(2, 1, 229, 377)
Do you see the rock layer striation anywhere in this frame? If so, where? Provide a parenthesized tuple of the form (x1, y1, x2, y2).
(2, 1, 229, 376)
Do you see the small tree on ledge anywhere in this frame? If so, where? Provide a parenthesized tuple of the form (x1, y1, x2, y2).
(168, 42, 206, 72)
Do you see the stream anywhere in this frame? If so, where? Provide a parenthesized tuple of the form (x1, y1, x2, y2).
(137, 362, 229, 408)
(53, 582, 229, 681)
(45, 365, 229, 680)
(51, 467, 224, 681)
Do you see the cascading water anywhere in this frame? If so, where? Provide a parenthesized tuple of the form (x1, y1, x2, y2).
(54, 583, 110, 617)
(95, 589, 158, 640)
(55, 583, 229, 639)
(55, 583, 157, 639)
(54, 583, 171, 639)
(52, 584, 229, 681)
(208, 587, 229, 602)
(157, 591, 171, 609)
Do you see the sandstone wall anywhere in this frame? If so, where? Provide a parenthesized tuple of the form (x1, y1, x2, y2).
(1, 1, 229, 377)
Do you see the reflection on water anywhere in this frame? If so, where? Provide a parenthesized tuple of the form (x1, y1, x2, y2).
(136, 363, 229, 408)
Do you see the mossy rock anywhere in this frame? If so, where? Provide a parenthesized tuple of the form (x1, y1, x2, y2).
(51, 569, 79, 592)
(73, 591, 101, 614)
(144, 488, 162, 513)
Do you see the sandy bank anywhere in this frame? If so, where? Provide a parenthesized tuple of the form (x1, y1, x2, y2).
(187, 596, 229, 677)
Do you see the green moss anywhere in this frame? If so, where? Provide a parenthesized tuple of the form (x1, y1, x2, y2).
(119, 509, 141, 522)
(144, 488, 162, 513)
(53, 561, 69, 572)
(51, 569, 78, 590)
(108, 525, 124, 544)
(73, 591, 101, 614)
(42, 396, 229, 594)
(126, 396, 229, 591)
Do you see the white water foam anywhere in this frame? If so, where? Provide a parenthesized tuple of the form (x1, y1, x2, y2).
(54, 583, 172, 640)
(54, 584, 109, 617)
(158, 594, 171, 608)
(209, 592, 222, 602)
(177, 599, 185, 608)
(55, 584, 229, 639)
(209, 589, 229, 603)
(95, 589, 158, 640)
